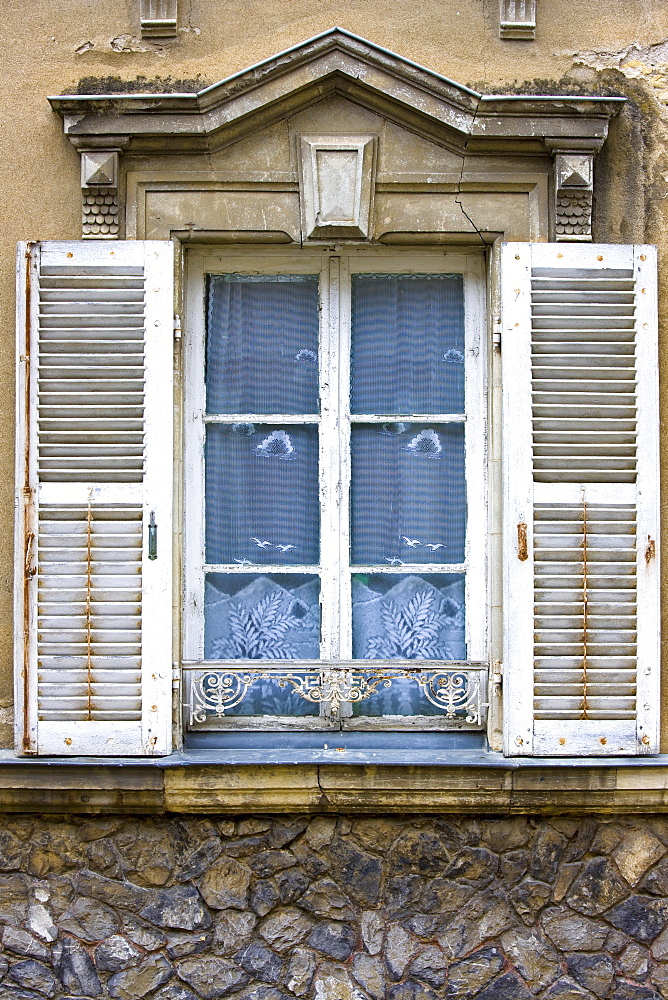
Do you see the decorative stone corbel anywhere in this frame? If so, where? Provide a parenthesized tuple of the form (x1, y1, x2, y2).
(499, 0, 536, 40)
(70, 137, 129, 239)
(298, 134, 377, 240)
(546, 140, 602, 242)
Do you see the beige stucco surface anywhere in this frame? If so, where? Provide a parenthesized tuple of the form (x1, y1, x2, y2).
(2, 0, 668, 749)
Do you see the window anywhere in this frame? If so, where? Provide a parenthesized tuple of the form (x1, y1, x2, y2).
(183, 249, 486, 731)
(15, 240, 660, 757)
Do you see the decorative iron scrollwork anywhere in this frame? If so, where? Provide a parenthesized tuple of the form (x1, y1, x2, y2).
(185, 663, 487, 728)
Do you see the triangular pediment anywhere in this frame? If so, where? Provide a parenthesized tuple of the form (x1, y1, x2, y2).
(50, 28, 622, 156)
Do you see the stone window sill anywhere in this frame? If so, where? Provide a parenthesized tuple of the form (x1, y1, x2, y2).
(0, 749, 667, 815)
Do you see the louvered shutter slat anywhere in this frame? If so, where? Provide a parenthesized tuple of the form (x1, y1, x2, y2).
(15, 241, 173, 756)
(502, 243, 659, 756)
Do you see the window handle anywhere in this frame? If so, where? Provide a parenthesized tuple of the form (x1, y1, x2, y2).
(517, 522, 528, 561)
(148, 512, 158, 560)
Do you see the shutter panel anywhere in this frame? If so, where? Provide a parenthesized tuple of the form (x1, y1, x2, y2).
(15, 241, 174, 756)
(502, 243, 659, 756)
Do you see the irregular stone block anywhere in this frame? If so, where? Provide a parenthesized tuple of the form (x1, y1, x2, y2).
(308, 920, 357, 961)
(475, 971, 533, 1000)
(176, 957, 249, 999)
(607, 895, 668, 943)
(7, 959, 60, 998)
(236, 940, 282, 983)
(385, 924, 420, 980)
(75, 871, 149, 913)
(259, 906, 314, 951)
(531, 827, 568, 882)
(541, 908, 609, 951)
(614, 829, 666, 887)
(199, 858, 252, 911)
(352, 952, 386, 999)
(387, 979, 441, 1000)
(212, 909, 257, 956)
(122, 917, 167, 952)
(438, 889, 515, 959)
(95, 934, 142, 972)
(566, 859, 629, 916)
(59, 895, 120, 942)
(509, 879, 552, 924)
(565, 953, 614, 998)
(165, 931, 211, 959)
(617, 941, 649, 978)
(299, 878, 356, 920)
(445, 848, 499, 885)
(26, 904, 57, 945)
(108, 955, 173, 999)
(544, 978, 597, 1000)
(250, 880, 279, 917)
(286, 946, 316, 996)
(0, 875, 29, 925)
(250, 851, 297, 877)
(53, 937, 102, 997)
(141, 885, 211, 931)
(3, 926, 50, 961)
(501, 927, 561, 993)
(276, 867, 308, 904)
(328, 839, 383, 907)
(408, 945, 448, 988)
(313, 964, 366, 1000)
(389, 830, 452, 875)
(445, 946, 504, 997)
(361, 910, 384, 955)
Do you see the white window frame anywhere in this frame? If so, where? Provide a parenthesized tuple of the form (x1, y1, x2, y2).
(183, 246, 487, 729)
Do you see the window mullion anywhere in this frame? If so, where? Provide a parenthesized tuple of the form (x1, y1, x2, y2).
(337, 256, 353, 660)
(319, 254, 343, 660)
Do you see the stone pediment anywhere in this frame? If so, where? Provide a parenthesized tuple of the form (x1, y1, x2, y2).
(49, 27, 623, 156)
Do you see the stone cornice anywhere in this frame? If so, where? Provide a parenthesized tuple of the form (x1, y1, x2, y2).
(48, 28, 625, 156)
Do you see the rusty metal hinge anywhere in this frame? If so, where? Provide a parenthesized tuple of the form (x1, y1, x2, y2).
(517, 522, 528, 561)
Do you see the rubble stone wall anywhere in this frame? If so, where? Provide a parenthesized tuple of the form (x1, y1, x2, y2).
(2, 813, 668, 999)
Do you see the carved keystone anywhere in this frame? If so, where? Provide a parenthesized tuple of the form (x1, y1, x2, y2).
(298, 134, 377, 240)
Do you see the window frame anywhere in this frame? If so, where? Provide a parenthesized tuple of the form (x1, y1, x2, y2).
(182, 246, 488, 732)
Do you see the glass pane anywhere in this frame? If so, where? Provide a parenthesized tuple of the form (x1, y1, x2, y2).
(350, 423, 466, 565)
(352, 573, 465, 661)
(351, 274, 465, 415)
(207, 274, 319, 414)
(205, 573, 320, 661)
(205, 424, 319, 566)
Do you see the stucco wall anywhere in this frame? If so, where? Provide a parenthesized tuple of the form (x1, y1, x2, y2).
(1, 813, 668, 998)
(3, 1, 668, 748)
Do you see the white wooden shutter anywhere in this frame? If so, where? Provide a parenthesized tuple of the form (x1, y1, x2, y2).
(15, 241, 174, 756)
(502, 243, 659, 756)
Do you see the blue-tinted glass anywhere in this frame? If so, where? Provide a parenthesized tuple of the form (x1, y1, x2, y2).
(352, 571, 465, 664)
(350, 423, 466, 565)
(351, 274, 465, 415)
(205, 424, 319, 565)
(204, 575, 320, 711)
(207, 275, 319, 414)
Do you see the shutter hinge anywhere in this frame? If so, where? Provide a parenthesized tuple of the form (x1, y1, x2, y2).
(173, 314, 182, 341)
(492, 660, 503, 686)
(493, 323, 502, 349)
(645, 536, 656, 564)
(517, 522, 528, 561)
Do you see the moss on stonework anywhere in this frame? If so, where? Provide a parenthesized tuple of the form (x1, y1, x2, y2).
(74, 75, 209, 94)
